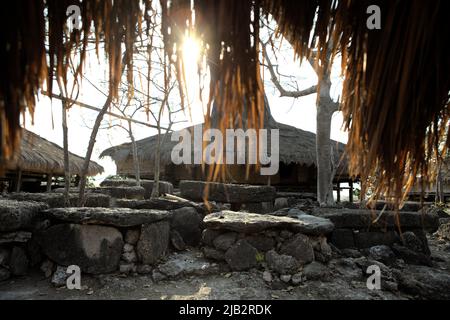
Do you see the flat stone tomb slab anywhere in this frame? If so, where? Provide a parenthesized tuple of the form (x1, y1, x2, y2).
(203, 211, 334, 236)
(43, 207, 172, 228)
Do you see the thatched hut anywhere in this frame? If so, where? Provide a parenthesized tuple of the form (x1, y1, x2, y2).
(1, 129, 103, 192)
(101, 103, 350, 192)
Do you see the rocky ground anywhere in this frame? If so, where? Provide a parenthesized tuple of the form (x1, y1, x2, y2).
(1, 234, 449, 300)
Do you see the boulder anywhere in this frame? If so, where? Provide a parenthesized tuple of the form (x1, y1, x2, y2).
(171, 207, 202, 246)
(38, 224, 123, 274)
(265, 250, 300, 274)
(124, 228, 140, 245)
(100, 179, 174, 198)
(179, 180, 276, 203)
(330, 229, 355, 249)
(392, 244, 432, 266)
(7, 193, 110, 208)
(245, 235, 275, 252)
(395, 265, 450, 299)
(280, 234, 314, 265)
(274, 198, 289, 211)
(213, 232, 237, 251)
(314, 208, 439, 233)
(241, 202, 274, 214)
(0, 266, 10, 281)
(204, 211, 334, 236)
(92, 186, 145, 199)
(136, 221, 170, 265)
(51, 265, 69, 287)
(367, 245, 396, 265)
(0, 247, 9, 267)
(9, 246, 29, 276)
(303, 261, 331, 281)
(43, 207, 171, 228)
(435, 221, 450, 240)
(201, 229, 222, 247)
(354, 231, 399, 248)
(0, 199, 48, 232)
(170, 230, 186, 251)
(0, 231, 32, 244)
(224, 240, 258, 271)
(203, 247, 225, 261)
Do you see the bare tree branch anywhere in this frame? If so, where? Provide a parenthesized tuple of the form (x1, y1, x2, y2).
(262, 42, 317, 98)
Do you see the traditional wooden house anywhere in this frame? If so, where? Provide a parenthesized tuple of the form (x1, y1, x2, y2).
(101, 104, 351, 193)
(0, 129, 104, 192)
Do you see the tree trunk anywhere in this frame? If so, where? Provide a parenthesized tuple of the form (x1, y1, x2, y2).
(151, 126, 161, 198)
(316, 98, 336, 206)
(78, 95, 112, 206)
(62, 102, 71, 207)
(128, 120, 141, 187)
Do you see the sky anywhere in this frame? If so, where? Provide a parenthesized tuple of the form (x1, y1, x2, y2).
(22, 26, 349, 186)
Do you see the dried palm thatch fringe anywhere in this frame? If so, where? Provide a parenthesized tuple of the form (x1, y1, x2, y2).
(1, 0, 450, 205)
(0, 0, 151, 171)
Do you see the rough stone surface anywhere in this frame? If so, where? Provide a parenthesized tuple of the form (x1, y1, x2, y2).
(43, 207, 172, 228)
(241, 202, 274, 214)
(213, 232, 237, 251)
(0, 266, 10, 281)
(170, 230, 186, 251)
(203, 247, 225, 261)
(0, 231, 32, 244)
(280, 274, 292, 283)
(201, 229, 222, 247)
(265, 250, 300, 274)
(51, 266, 68, 287)
(224, 240, 258, 271)
(245, 235, 275, 252)
(0, 248, 9, 267)
(395, 265, 450, 299)
(392, 244, 432, 266)
(435, 221, 450, 240)
(180, 180, 276, 203)
(314, 208, 440, 233)
(93, 186, 146, 200)
(9, 246, 28, 276)
(171, 207, 202, 246)
(274, 198, 289, 211)
(330, 229, 355, 249)
(367, 245, 396, 265)
(26, 237, 43, 267)
(262, 271, 273, 282)
(0, 199, 48, 232)
(121, 250, 137, 263)
(354, 231, 399, 248)
(303, 262, 331, 281)
(7, 193, 110, 208)
(403, 231, 429, 255)
(136, 264, 152, 274)
(40, 259, 54, 278)
(204, 211, 334, 235)
(280, 234, 314, 265)
(116, 197, 206, 215)
(100, 179, 174, 198)
(38, 224, 123, 274)
(157, 251, 220, 277)
(137, 221, 170, 265)
(124, 229, 140, 245)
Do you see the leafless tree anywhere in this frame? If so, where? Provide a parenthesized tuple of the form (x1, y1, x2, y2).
(262, 31, 340, 206)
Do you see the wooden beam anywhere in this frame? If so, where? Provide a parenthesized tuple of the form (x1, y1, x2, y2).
(336, 182, 341, 203)
(41, 91, 170, 131)
(46, 174, 53, 192)
(349, 181, 354, 203)
(15, 169, 22, 192)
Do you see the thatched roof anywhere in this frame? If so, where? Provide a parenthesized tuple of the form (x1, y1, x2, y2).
(5, 129, 103, 176)
(2, 0, 450, 202)
(100, 110, 348, 177)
